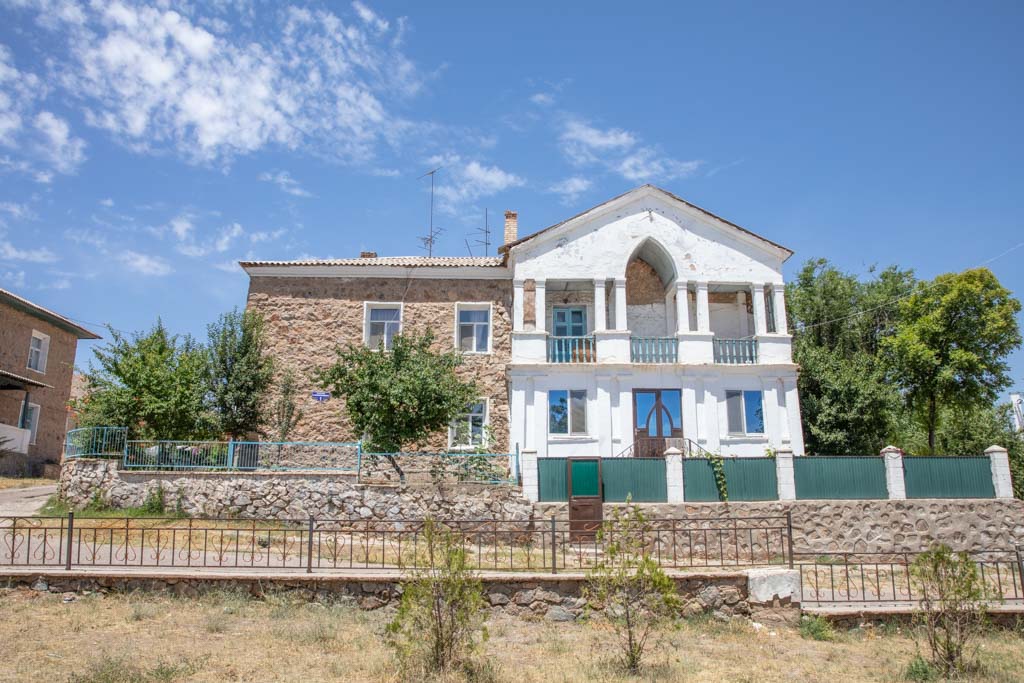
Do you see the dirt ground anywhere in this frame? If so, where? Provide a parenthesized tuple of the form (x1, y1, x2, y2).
(1, 586, 1022, 682)
(0, 477, 53, 491)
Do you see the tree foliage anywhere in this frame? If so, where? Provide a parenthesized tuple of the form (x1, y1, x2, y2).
(882, 268, 1021, 453)
(317, 332, 477, 452)
(206, 309, 274, 439)
(267, 369, 303, 443)
(75, 321, 212, 440)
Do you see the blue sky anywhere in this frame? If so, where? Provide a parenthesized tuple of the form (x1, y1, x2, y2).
(0, 1, 1022, 385)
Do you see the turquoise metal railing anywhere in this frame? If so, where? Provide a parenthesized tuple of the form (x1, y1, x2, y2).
(630, 337, 678, 363)
(123, 440, 361, 471)
(713, 338, 758, 364)
(64, 426, 127, 458)
(547, 335, 596, 363)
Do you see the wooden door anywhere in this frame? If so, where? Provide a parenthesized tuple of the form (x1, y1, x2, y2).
(632, 389, 683, 458)
(567, 457, 602, 540)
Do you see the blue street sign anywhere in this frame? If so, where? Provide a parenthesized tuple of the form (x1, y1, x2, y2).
(311, 391, 331, 402)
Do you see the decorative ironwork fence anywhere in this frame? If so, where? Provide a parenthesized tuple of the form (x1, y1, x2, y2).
(0, 513, 793, 574)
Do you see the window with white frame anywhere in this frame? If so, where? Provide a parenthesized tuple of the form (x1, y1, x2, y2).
(365, 304, 401, 349)
(549, 389, 587, 435)
(725, 390, 765, 435)
(19, 402, 40, 444)
(27, 331, 49, 373)
(456, 304, 490, 353)
(449, 400, 488, 449)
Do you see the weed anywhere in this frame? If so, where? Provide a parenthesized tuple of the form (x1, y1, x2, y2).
(68, 655, 201, 683)
(799, 615, 836, 642)
(904, 654, 937, 681)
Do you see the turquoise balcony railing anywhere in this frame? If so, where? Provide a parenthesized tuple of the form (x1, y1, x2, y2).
(713, 338, 758, 364)
(630, 337, 678, 363)
(547, 335, 596, 363)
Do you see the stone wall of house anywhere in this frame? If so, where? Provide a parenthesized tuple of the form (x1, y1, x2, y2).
(245, 276, 512, 453)
(60, 458, 531, 521)
(536, 499, 1024, 554)
(626, 258, 664, 305)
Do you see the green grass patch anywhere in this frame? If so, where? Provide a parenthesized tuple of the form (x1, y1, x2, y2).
(799, 614, 836, 642)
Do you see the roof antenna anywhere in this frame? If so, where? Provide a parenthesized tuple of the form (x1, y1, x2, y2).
(464, 238, 474, 257)
(470, 208, 492, 256)
(418, 167, 443, 256)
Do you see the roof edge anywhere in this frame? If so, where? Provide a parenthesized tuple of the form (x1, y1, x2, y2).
(0, 288, 101, 340)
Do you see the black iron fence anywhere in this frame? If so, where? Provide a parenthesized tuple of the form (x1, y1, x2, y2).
(1, 513, 793, 574)
(796, 550, 1024, 605)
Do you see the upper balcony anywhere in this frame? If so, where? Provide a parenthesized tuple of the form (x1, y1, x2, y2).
(510, 240, 792, 367)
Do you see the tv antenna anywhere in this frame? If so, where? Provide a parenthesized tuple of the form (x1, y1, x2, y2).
(418, 167, 443, 256)
(469, 208, 493, 256)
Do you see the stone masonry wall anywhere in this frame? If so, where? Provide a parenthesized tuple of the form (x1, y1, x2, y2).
(246, 276, 512, 453)
(60, 459, 532, 521)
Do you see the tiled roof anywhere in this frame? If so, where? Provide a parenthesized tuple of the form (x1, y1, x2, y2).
(240, 256, 505, 268)
(0, 287, 101, 339)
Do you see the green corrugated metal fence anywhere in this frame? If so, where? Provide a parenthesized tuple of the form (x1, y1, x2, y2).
(538, 458, 569, 501)
(794, 457, 887, 499)
(903, 456, 995, 499)
(683, 458, 779, 502)
(602, 458, 668, 502)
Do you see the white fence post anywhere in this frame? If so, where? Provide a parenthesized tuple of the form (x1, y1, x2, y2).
(881, 445, 906, 500)
(985, 445, 1014, 499)
(664, 447, 684, 502)
(776, 448, 795, 501)
(521, 450, 539, 502)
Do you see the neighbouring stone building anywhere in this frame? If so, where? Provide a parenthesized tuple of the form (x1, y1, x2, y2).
(243, 185, 804, 502)
(0, 287, 100, 476)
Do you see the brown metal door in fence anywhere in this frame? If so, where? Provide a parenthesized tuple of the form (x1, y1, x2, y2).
(567, 457, 602, 540)
(633, 389, 683, 458)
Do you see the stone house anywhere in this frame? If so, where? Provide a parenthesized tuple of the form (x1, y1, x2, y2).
(242, 185, 804, 501)
(0, 288, 100, 476)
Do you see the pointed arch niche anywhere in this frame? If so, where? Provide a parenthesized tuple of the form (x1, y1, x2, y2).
(625, 239, 677, 337)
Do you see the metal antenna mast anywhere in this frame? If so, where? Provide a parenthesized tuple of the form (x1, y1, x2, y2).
(417, 167, 443, 256)
(470, 208, 492, 256)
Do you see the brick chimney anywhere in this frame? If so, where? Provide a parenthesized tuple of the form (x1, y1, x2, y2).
(359, 251, 378, 258)
(503, 210, 518, 245)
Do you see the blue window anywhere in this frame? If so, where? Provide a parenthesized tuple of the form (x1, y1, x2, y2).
(549, 389, 587, 435)
(552, 307, 586, 337)
(725, 390, 764, 435)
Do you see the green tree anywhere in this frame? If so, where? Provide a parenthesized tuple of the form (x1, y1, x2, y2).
(75, 321, 212, 440)
(267, 369, 303, 442)
(317, 332, 477, 452)
(883, 268, 1021, 454)
(206, 309, 274, 439)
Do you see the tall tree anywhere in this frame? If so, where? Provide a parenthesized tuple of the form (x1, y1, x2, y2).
(76, 321, 212, 440)
(317, 332, 477, 452)
(206, 309, 274, 439)
(267, 369, 303, 442)
(882, 268, 1021, 454)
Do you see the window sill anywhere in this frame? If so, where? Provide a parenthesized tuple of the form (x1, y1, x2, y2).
(720, 435, 768, 444)
(548, 435, 598, 443)
(26, 366, 46, 375)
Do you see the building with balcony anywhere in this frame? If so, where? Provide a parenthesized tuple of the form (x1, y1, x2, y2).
(243, 185, 804, 501)
(0, 288, 100, 476)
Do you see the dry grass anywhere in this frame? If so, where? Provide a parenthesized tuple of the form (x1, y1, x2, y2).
(0, 587, 1022, 682)
(0, 477, 53, 490)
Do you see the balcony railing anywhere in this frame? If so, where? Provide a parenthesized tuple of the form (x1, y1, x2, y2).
(630, 337, 678, 363)
(547, 335, 596, 363)
(713, 338, 758, 364)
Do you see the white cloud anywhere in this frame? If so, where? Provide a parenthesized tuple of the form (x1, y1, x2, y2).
(529, 92, 554, 106)
(352, 1, 389, 33)
(0, 240, 59, 263)
(213, 222, 243, 252)
(1, 269, 26, 288)
(430, 155, 525, 213)
(258, 170, 311, 197)
(0, 202, 33, 220)
(118, 249, 171, 275)
(33, 111, 87, 173)
(249, 228, 285, 244)
(174, 219, 244, 257)
(99, 197, 114, 206)
(168, 214, 193, 240)
(558, 117, 702, 183)
(213, 259, 240, 273)
(548, 176, 592, 204)
(63, 227, 107, 248)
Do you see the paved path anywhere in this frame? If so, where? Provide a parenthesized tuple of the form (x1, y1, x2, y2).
(0, 485, 55, 516)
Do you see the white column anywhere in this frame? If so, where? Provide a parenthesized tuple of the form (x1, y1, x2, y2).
(534, 279, 546, 333)
(986, 445, 1015, 499)
(783, 378, 804, 455)
(521, 379, 538, 500)
(675, 281, 690, 334)
(664, 288, 675, 336)
(613, 278, 627, 330)
(665, 448, 684, 502)
(593, 279, 607, 331)
(772, 286, 788, 333)
(776, 447, 795, 500)
(696, 282, 710, 333)
(512, 279, 525, 331)
(752, 284, 768, 336)
(881, 445, 906, 500)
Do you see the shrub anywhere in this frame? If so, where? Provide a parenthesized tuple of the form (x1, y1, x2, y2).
(585, 503, 680, 674)
(140, 486, 166, 515)
(904, 654, 937, 681)
(799, 614, 836, 642)
(909, 544, 990, 677)
(385, 519, 488, 679)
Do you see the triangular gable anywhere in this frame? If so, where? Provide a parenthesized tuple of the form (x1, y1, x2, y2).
(500, 184, 793, 261)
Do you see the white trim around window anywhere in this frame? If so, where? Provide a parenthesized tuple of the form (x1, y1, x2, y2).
(363, 302, 404, 350)
(454, 302, 493, 354)
(27, 330, 49, 374)
(19, 402, 40, 445)
(447, 398, 489, 450)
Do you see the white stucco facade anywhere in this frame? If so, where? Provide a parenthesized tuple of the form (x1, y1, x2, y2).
(503, 186, 804, 501)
